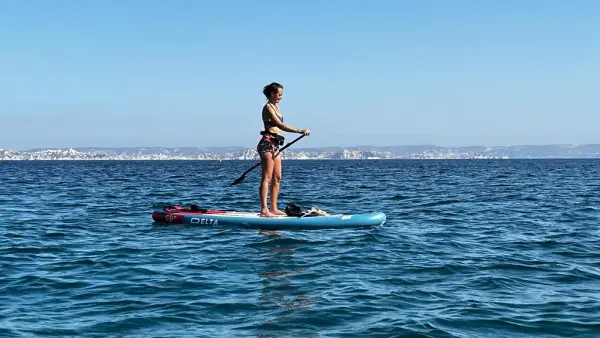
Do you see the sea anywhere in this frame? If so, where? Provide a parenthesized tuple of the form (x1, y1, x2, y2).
(1, 159, 599, 337)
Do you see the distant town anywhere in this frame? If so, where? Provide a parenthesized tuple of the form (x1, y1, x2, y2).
(2, 144, 600, 160)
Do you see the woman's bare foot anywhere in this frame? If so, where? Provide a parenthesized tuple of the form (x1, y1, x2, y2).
(260, 209, 276, 217)
(270, 209, 287, 216)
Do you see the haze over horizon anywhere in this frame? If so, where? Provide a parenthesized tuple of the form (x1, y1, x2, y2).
(1, 1, 599, 151)
(10, 142, 600, 153)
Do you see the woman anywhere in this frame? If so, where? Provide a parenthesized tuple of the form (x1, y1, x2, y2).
(257, 82, 310, 217)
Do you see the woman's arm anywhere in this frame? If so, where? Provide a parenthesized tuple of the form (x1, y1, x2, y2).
(264, 105, 308, 134)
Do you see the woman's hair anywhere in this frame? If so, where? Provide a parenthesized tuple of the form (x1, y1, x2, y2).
(263, 82, 283, 98)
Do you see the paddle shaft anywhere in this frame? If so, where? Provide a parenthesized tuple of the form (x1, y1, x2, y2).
(245, 134, 305, 172)
(231, 134, 305, 185)
(273, 134, 306, 158)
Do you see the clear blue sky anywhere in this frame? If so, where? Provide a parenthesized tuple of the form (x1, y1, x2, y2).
(1, 0, 599, 150)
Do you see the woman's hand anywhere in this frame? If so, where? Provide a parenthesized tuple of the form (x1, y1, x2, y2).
(300, 129, 311, 136)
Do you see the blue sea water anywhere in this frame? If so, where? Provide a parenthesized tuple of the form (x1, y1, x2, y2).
(1, 159, 600, 337)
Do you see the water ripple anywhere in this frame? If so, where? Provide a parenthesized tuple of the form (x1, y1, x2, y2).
(1, 159, 600, 337)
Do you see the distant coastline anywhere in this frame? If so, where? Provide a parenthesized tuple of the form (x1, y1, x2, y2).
(2, 144, 600, 160)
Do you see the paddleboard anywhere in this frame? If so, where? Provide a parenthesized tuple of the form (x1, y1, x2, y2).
(152, 206, 386, 230)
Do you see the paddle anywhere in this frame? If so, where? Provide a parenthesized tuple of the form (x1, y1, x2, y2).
(230, 134, 306, 186)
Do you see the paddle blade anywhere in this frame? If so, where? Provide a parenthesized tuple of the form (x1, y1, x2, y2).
(230, 162, 261, 186)
(230, 175, 246, 186)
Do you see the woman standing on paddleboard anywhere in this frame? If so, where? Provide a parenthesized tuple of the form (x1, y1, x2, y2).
(257, 82, 310, 217)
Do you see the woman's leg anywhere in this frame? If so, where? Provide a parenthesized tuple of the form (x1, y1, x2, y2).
(269, 155, 286, 215)
(259, 151, 275, 217)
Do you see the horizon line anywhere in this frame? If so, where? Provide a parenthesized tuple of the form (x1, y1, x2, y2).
(9, 142, 600, 151)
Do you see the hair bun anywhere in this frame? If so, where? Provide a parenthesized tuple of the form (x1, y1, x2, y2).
(262, 82, 283, 98)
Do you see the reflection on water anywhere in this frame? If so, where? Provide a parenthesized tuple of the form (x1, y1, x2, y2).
(254, 230, 315, 335)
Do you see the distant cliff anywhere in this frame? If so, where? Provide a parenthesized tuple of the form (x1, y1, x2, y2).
(2, 144, 600, 160)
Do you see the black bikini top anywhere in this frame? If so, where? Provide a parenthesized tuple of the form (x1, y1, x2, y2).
(264, 103, 283, 128)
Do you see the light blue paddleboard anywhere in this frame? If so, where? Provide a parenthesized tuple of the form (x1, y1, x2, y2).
(152, 207, 386, 230)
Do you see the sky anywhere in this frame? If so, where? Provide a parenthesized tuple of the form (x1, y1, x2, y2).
(1, 0, 599, 150)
